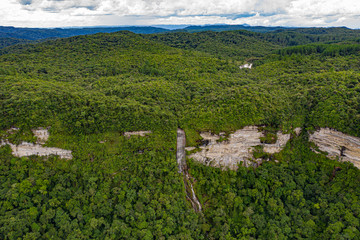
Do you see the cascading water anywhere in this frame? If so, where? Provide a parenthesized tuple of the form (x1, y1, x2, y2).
(176, 128, 202, 212)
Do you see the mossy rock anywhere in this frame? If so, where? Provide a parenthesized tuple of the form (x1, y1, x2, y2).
(260, 132, 277, 144)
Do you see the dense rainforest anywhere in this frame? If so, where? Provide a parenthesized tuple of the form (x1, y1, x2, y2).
(0, 27, 360, 239)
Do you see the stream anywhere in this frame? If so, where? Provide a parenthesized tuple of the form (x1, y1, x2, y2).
(176, 129, 202, 212)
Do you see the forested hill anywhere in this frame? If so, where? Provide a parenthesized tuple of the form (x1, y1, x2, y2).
(1, 29, 360, 139)
(261, 27, 360, 46)
(1, 29, 360, 239)
(2, 25, 360, 49)
(144, 31, 281, 60)
(0, 37, 33, 49)
(0, 26, 171, 49)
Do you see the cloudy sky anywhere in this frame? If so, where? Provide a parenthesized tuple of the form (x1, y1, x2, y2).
(1, 0, 360, 28)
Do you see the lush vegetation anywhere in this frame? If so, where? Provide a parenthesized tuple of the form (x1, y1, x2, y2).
(189, 135, 360, 239)
(1, 27, 360, 239)
(0, 38, 33, 49)
(278, 43, 360, 56)
(145, 31, 281, 60)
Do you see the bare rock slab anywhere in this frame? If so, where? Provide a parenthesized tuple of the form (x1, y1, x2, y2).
(32, 128, 50, 144)
(1, 127, 72, 159)
(124, 131, 152, 138)
(9, 142, 72, 159)
(189, 126, 291, 170)
(239, 63, 253, 69)
(309, 128, 360, 168)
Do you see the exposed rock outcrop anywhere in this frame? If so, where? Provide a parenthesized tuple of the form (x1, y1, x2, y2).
(263, 132, 291, 154)
(189, 126, 291, 170)
(124, 131, 152, 138)
(4, 141, 72, 159)
(239, 63, 253, 69)
(309, 128, 360, 168)
(1, 128, 72, 159)
(32, 128, 49, 144)
(294, 127, 302, 136)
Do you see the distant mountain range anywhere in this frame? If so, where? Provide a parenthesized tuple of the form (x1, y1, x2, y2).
(0, 25, 290, 40)
(0, 26, 169, 40)
(177, 24, 289, 33)
(0, 24, 359, 49)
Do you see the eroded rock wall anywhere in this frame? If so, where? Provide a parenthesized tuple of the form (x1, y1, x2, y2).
(189, 126, 292, 170)
(1, 128, 72, 159)
(309, 128, 360, 168)
(7, 141, 72, 159)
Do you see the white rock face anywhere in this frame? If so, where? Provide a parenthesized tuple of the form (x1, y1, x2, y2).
(294, 127, 302, 136)
(177, 129, 186, 173)
(32, 128, 50, 143)
(7, 141, 72, 159)
(309, 128, 360, 168)
(239, 63, 253, 69)
(189, 126, 291, 170)
(185, 147, 196, 151)
(1, 128, 72, 159)
(124, 131, 152, 137)
(263, 132, 291, 154)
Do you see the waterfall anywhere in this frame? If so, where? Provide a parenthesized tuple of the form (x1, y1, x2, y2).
(177, 128, 202, 212)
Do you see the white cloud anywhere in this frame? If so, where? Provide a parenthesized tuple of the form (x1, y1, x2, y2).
(0, 0, 359, 28)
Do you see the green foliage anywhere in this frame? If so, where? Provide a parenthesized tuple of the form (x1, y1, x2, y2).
(262, 27, 360, 46)
(259, 131, 278, 144)
(0, 133, 205, 239)
(252, 145, 272, 160)
(278, 43, 360, 57)
(0, 38, 33, 49)
(1, 28, 360, 239)
(188, 136, 360, 239)
(145, 30, 280, 60)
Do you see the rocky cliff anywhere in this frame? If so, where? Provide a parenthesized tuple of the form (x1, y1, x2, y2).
(1, 128, 72, 159)
(188, 126, 296, 170)
(309, 128, 360, 168)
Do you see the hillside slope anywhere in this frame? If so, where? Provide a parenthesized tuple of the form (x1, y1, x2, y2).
(0, 30, 360, 239)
